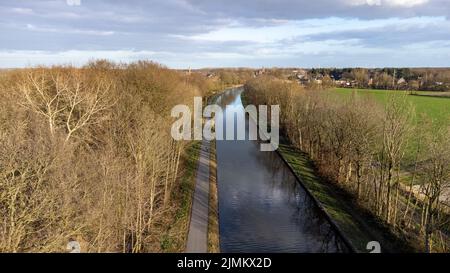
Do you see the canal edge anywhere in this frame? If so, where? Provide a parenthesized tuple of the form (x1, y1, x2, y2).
(207, 139, 221, 252)
(185, 139, 211, 253)
(275, 148, 358, 253)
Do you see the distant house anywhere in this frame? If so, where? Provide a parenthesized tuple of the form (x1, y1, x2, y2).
(313, 74, 324, 84)
(296, 73, 310, 85)
(335, 80, 345, 86)
(254, 68, 266, 77)
(336, 80, 358, 87)
(397, 77, 407, 85)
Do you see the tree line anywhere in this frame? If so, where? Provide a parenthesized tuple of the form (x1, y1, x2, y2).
(309, 68, 450, 91)
(245, 76, 450, 252)
(0, 60, 219, 252)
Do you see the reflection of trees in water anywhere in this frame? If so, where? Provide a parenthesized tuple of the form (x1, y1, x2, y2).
(254, 150, 348, 252)
(256, 151, 284, 181)
(215, 88, 243, 108)
(254, 150, 296, 188)
(295, 195, 349, 252)
(215, 89, 247, 140)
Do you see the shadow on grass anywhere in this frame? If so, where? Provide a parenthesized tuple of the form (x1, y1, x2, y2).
(278, 143, 417, 253)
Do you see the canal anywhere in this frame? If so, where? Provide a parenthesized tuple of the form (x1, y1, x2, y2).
(214, 87, 350, 253)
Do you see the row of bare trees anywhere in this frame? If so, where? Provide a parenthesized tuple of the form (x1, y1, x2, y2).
(245, 76, 450, 252)
(0, 60, 214, 252)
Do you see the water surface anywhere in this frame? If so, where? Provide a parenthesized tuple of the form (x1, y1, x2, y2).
(215, 88, 349, 253)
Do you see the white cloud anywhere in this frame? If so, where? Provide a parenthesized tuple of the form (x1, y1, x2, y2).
(176, 16, 445, 44)
(24, 23, 115, 36)
(347, 0, 429, 7)
(10, 7, 34, 15)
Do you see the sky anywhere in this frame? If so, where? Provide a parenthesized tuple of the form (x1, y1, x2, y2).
(0, 0, 450, 68)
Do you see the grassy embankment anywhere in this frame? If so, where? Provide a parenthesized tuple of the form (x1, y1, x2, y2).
(278, 144, 414, 252)
(160, 141, 201, 252)
(278, 88, 449, 251)
(208, 140, 220, 252)
(163, 89, 229, 253)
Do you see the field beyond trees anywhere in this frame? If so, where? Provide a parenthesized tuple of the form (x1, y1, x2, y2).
(334, 88, 450, 125)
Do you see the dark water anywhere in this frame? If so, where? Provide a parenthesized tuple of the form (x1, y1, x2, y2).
(215, 88, 349, 253)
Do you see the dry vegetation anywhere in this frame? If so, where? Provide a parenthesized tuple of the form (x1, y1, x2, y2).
(245, 76, 450, 252)
(207, 140, 220, 253)
(0, 60, 219, 252)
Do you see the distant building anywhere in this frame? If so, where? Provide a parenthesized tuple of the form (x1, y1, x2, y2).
(313, 74, 324, 84)
(254, 67, 266, 77)
(397, 77, 407, 85)
(296, 73, 310, 85)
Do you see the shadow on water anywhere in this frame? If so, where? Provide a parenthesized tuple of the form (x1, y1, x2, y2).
(215, 88, 349, 253)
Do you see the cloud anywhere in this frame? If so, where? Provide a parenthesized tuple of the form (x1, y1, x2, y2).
(0, 0, 449, 67)
(347, 0, 430, 7)
(24, 23, 115, 36)
(183, 0, 450, 21)
(10, 7, 34, 15)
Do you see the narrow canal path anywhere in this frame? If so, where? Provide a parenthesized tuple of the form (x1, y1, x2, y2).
(186, 139, 210, 253)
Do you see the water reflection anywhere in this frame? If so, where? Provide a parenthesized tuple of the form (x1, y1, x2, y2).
(215, 88, 349, 253)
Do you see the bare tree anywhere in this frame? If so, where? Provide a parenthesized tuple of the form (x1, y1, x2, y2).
(379, 95, 412, 223)
(421, 125, 450, 252)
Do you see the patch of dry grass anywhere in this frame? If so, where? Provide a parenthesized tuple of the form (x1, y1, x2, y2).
(207, 140, 220, 253)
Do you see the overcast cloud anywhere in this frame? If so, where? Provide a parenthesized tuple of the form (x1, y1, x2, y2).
(0, 0, 449, 68)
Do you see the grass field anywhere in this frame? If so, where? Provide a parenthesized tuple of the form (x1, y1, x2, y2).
(331, 88, 450, 168)
(333, 88, 450, 126)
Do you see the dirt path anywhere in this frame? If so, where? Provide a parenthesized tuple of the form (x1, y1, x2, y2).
(186, 139, 210, 253)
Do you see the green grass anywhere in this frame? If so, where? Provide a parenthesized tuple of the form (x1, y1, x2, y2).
(278, 144, 415, 252)
(333, 88, 450, 125)
(333, 88, 450, 164)
(278, 144, 370, 252)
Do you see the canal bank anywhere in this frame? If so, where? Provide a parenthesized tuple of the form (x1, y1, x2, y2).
(186, 139, 211, 253)
(207, 140, 220, 253)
